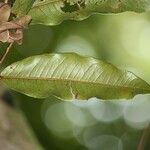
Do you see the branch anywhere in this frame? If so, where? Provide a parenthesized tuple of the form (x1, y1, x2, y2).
(137, 124, 150, 150)
(0, 42, 13, 65)
(0, 95, 43, 150)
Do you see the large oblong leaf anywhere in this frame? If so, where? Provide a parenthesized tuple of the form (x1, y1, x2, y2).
(0, 53, 150, 100)
(12, 0, 150, 25)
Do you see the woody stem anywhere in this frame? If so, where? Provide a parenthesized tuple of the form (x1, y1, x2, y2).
(0, 42, 13, 65)
(137, 124, 150, 150)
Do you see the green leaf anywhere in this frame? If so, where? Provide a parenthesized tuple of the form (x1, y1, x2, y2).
(12, 0, 36, 16)
(28, 0, 150, 25)
(0, 53, 150, 100)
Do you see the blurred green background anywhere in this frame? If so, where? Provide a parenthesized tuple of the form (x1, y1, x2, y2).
(1, 12, 150, 150)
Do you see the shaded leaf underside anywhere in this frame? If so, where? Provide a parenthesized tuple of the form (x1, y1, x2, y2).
(12, 0, 150, 25)
(0, 53, 150, 100)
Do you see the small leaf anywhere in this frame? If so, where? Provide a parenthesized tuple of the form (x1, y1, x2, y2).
(0, 2, 31, 44)
(28, 0, 150, 25)
(0, 53, 150, 100)
(0, 2, 11, 22)
(0, 15, 31, 44)
(12, 0, 35, 16)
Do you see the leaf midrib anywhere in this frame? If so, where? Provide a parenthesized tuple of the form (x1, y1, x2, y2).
(1, 76, 150, 92)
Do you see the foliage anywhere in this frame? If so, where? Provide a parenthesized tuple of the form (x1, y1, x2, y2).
(0, 0, 150, 100)
(0, 1, 150, 149)
(1, 53, 150, 100)
(12, 0, 150, 25)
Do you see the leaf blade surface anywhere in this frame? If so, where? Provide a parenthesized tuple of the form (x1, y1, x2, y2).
(13, 0, 150, 25)
(1, 53, 150, 100)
